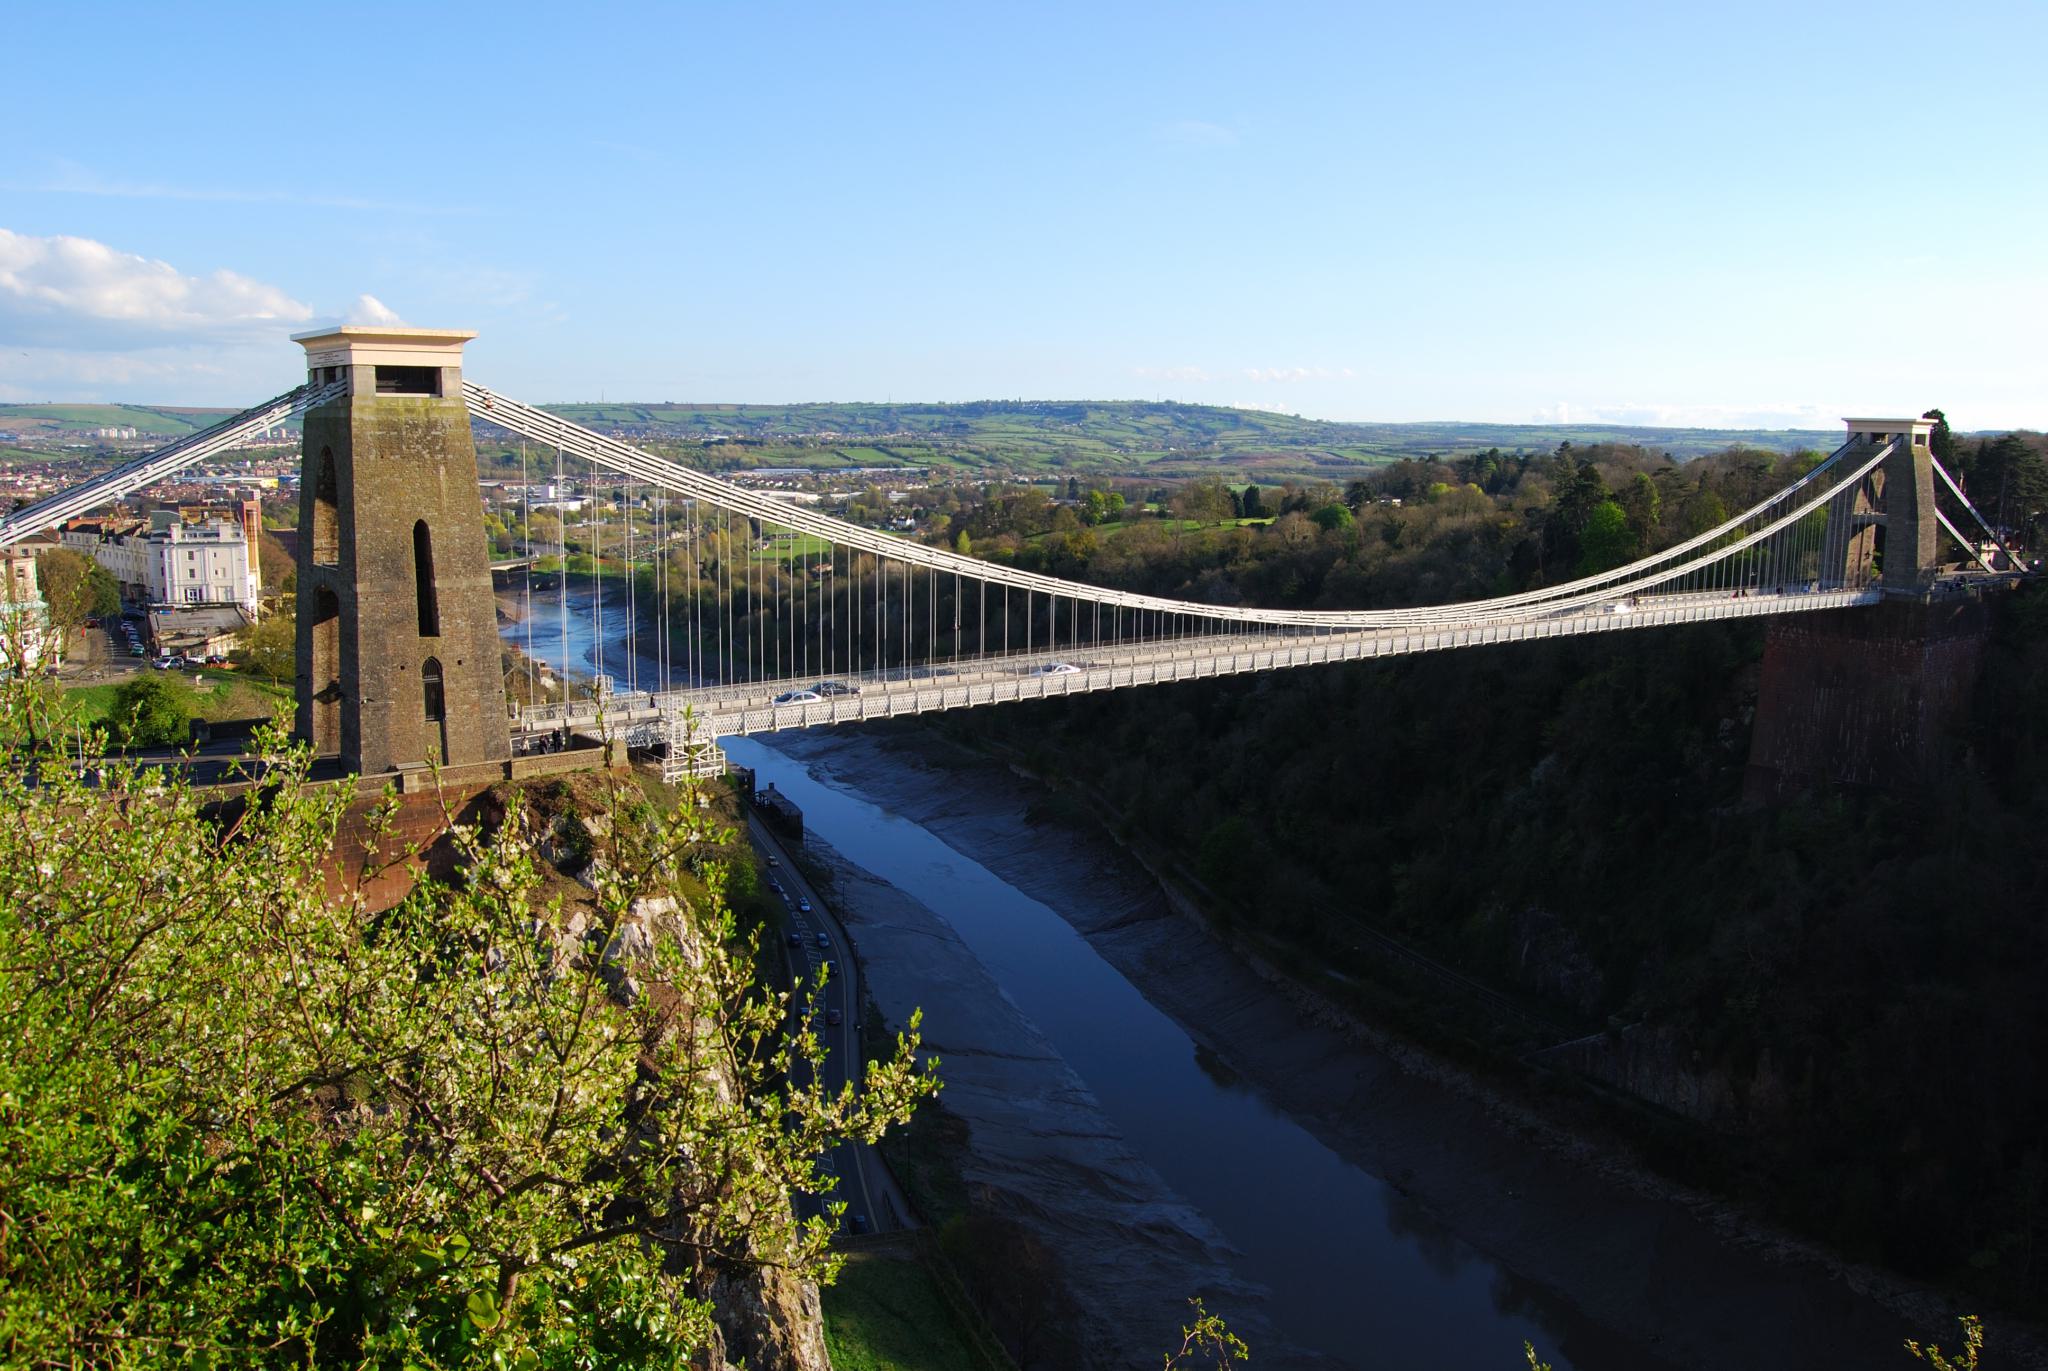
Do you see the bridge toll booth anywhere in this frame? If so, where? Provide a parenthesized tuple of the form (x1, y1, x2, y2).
(1838, 416, 1940, 595)
(291, 326, 512, 774)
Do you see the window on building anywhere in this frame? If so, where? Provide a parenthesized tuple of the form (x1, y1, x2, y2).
(422, 656, 445, 723)
(413, 520, 440, 637)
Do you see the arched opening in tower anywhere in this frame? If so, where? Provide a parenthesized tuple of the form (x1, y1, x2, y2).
(422, 655, 447, 763)
(307, 585, 342, 754)
(312, 449, 339, 566)
(413, 520, 441, 637)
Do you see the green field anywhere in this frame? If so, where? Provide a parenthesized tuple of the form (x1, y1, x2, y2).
(17, 395, 1850, 482)
(526, 399, 1842, 480)
(0, 404, 226, 438)
(821, 1251, 990, 1371)
(753, 532, 835, 562)
(63, 669, 290, 728)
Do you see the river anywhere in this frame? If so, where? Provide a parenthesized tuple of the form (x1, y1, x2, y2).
(504, 581, 1920, 1371)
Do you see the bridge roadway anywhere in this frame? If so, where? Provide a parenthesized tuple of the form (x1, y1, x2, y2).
(515, 584, 1882, 744)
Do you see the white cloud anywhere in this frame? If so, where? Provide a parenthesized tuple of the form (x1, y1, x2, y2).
(0, 340, 294, 406)
(0, 230, 320, 403)
(3, 160, 470, 215)
(0, 228, 311, 351)
(1533, 399, 1846, 430)
(1242, 365, 1354, 384)
(347, 293, 405, 326)
(1134, 364, 1217, 385)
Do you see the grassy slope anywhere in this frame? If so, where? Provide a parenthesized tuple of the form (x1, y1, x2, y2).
(821, 1252, 986, 1371)
(64, 670, 291, 727)
(0, 404, 223, 437)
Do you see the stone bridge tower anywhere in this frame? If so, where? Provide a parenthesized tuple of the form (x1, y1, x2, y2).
(291, 326, 511, 774)
(1823, 416, 1940, 593)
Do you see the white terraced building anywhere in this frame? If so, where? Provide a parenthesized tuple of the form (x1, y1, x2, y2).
(62, 514, 259, 614)
(146, 518, 257, 612)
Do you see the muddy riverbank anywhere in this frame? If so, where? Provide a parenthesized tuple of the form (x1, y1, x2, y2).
(737, 723, 1999, 1371)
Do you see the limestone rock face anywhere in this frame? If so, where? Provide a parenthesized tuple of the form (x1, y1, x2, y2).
(506, 783, 832, 1370)
(1530, 1022, 1796, 1128)
(694, 1267, 830, 1371)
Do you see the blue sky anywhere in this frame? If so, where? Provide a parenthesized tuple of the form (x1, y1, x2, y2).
(2, 1, 2042, 428)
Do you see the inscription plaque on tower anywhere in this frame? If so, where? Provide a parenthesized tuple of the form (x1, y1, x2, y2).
(291, 326, 511, 774)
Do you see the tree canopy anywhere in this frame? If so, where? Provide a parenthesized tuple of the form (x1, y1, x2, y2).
(0, 678, 936, 1366)
(34, 546, 121, 649)
(107, 672, 192, 747)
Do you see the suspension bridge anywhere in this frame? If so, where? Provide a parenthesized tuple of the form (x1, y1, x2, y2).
(0, 326, 2027, 783)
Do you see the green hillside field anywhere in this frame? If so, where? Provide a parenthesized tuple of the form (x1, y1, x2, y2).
(0, 404, 223, 438)
(8, 398, 1854, 481)
(505, 400, 1846, 480)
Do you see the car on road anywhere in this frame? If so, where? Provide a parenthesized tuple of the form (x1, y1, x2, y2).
(766, 853, 779, 866)
(827, 1008, 842, 1027)
(798, 897, 811, 912)
(773, 689, 823, 705)
(1029, 661, 1080, 676)
(815, 931, 830, 948)
(152, 656, 180, 670)
(848, 1213, 870, 1235)
(769, 879, 783, 895)
(812, 680, 859, 696)
(787, 930, 802, 947)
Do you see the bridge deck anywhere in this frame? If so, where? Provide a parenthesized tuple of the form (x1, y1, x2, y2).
(515, 586, 1882, 744)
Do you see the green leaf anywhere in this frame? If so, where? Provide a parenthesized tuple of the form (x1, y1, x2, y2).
(467, 1288, 502, 1331)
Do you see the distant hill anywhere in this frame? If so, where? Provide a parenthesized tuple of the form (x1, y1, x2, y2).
(0, 404, 232, 441)
(5, 398, 1845, 479)
(532, 400, 1843, 479)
